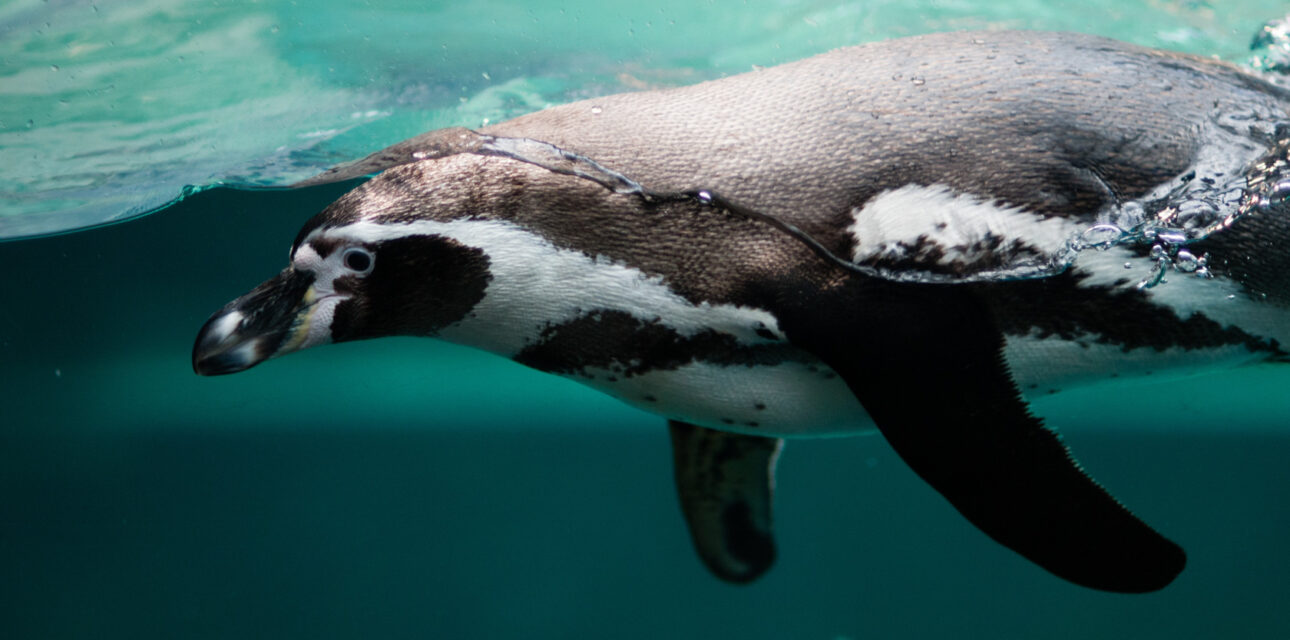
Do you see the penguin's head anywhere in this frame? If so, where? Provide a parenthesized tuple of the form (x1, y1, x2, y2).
(192, 161, 498, 375)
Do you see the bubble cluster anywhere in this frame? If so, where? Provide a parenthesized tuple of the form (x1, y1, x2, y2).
(1061, 124, 1290, 290)
(1249, 16, 1290, 74)
(1242, 134, 1290, 216)
(1128, 242, 1211, 290)
(1079, 219, 1215, 291)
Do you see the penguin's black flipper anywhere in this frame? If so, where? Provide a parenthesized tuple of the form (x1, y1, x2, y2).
(781, 283, 1186, 593)
(669, 420, 781, 583)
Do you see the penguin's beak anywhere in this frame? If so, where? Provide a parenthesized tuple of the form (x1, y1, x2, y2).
(192, 268, 317, 376)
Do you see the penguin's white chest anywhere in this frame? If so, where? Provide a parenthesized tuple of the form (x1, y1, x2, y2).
(409, 218, 873, 436)
(568, 353, 872, 438)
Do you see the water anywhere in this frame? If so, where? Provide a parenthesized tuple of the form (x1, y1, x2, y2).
(4, 2, 1290, 639)
(3, 0, 1288, 240)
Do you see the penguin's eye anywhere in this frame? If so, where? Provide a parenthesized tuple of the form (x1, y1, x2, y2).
(341, 247, 375, 275)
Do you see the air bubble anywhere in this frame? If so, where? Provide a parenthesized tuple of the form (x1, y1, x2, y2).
(1175, 249, 1199, 272)
(1193, 253, 1211, 278)
(1269, 179, 1290, 202)
(1078, 224, 1122, 249)
(1135, 259, 1167, 290)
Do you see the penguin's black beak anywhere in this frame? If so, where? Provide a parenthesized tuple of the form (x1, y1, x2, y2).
(193, 268, 317, 376)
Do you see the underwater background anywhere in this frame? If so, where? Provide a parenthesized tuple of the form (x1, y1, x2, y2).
(3, 1, 1290, 638)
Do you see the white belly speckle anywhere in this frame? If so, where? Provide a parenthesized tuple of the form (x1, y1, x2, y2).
(569, 359, 873, 438)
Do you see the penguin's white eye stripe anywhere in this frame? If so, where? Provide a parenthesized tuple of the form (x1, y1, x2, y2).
(342, 247, 375, 274)
(292, 244, 324, 270)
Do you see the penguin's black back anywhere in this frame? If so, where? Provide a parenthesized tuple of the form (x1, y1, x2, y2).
(483, 30, 1290, 252)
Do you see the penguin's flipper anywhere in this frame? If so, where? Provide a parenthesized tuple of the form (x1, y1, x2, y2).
(783, 284, 1186, 593)
(669, 420, 782, 583)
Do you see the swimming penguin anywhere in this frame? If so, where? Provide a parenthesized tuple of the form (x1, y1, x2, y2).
(192, 30, 1290, 593)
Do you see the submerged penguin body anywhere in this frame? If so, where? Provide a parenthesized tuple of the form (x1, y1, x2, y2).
(196, 31, 1290, 592)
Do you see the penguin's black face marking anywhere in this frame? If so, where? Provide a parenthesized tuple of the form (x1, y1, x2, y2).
(193, 223, 492, 375)
(322, 234, 491, 342)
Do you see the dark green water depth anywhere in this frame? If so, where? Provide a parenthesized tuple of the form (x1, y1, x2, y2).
(3, 185, 1289, 638)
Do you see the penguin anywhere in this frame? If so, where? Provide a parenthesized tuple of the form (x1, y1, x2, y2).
(192, 31, 1290, 593)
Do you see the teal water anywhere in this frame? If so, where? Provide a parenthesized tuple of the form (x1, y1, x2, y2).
(5, 0, 1290, 238)
(4, 2, 1290, 639)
